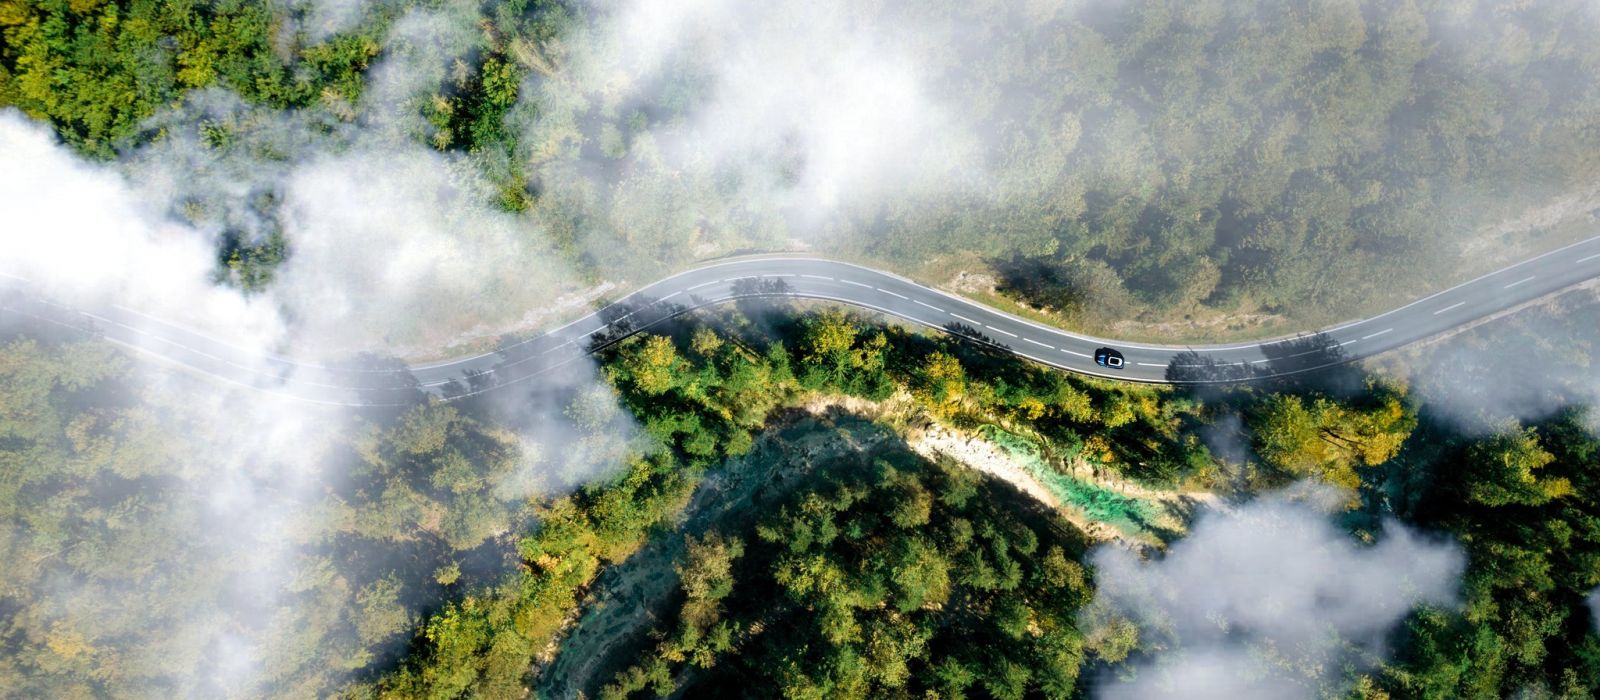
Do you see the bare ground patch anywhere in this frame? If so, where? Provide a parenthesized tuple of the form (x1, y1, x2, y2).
(800, 394, 1216, 546)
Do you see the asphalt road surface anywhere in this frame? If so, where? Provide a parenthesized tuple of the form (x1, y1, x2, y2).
(5, 234, 1600, 406)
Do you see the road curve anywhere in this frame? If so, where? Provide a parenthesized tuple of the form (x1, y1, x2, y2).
(5, 234, 1600, 406)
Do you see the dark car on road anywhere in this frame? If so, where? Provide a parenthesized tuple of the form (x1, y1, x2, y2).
(1094, 347, 1126, 369)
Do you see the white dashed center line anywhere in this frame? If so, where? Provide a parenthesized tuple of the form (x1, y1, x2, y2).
(951, 313, 979, 324)
(1432, 301, 1466, 315)
(913, 299, 944, 312)
(1504, 276, 1536, 289)
(1362, 328, 1393, 340)
(1577, 253, 1600, 264)
(840, 279, 873, 288)
(877, 288, 909, 300)
(660, 291, 682, 302)
(801, 274, 833, 280)
(1022, 338, 1054, 349)
(1061, 349, 1091, 358)
(688, 280, 717, 290)
(986, 325, 1018, 338)
(1136, 362, 1164, 367)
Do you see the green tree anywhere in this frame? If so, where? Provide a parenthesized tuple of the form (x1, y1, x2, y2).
(1463, 427, 1569, 507)
(599, 451, 1093, 699)
(620, 334, 682, 396)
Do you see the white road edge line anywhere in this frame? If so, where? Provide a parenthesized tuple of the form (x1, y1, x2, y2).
(30, 232, 1600, 397)
(1362, 328, 1393, 340)
(1022, 338, 1053, 349)
(679, 291, 1149, 378)
(317, 233, 1600, 371)
(1432, 301, 1466, 315)
(106, 303, 393, 371)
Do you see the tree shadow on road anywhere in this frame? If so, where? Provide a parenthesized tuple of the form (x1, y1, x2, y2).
(730, 277, 794, 320)
(334, 354, 427, 416)
(1164, 332, 1363, 399)
(941, 321, 1006, 350)
(730, 276, 793, 297)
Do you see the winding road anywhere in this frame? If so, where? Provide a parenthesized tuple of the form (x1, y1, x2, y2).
(6, 234, 1600, 406)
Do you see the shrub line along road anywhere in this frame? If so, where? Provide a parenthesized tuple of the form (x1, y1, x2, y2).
(5, 234, 1600, 406)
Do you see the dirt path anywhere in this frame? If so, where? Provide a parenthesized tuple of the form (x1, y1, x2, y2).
(798, 394, 1217, 545)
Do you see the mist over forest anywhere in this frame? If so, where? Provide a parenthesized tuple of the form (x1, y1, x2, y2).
(10, 0, 1600, 330)
(3, 0, 1600, 698)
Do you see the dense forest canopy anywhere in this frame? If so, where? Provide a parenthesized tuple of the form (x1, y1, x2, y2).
(4, 0, 1600, 698)
(601, 451, 1094, 699)
(2, 295, 1599, 697)
(0, 318, 634, 695)
(7, 0, 1600, 332)
(363, 298, 1600, 699)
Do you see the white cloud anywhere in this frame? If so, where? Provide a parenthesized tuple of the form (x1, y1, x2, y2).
(1086, 486, 1464, 700)
(0, 8, 629, 694)
(272, 146, 576, 353)
(1405, 286, 1600, 434)
(1588, 587, 1600, 634)
(0, 111, 286, 351)
(620, 0, 975, 213)
(98, 7, 583, 360)
(536, 0, 986, 244)
(2, 109, 353, 693)
(282, 0, 377, 43)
